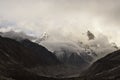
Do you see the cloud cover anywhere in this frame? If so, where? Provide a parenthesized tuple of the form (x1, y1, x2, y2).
(0, 0, 120, 45)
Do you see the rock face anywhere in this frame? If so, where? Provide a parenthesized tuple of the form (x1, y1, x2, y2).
(0, 36, 60, 80)
(85, 50, 120, 80)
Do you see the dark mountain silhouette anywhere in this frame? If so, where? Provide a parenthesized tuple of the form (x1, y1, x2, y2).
(0, 36, 60, 80)
(2, 33, 119, 80)
(0, 32, 98, 78)
(84, 50, 120, 80)
(0, 35, 91, 80)
(20, 39, 60, 65)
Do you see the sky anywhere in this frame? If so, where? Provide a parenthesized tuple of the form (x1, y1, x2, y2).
(0, 0, 120, 45)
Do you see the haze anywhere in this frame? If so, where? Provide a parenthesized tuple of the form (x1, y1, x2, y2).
(0, 0, 120, 46)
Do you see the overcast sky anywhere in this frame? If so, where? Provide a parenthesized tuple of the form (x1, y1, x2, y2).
(0, 0, 120, 45)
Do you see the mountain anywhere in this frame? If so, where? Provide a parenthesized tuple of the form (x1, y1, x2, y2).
(0, 36, 60, 80)
(87, 30, 95, 40)
(35, 32, 49, 43)
(0, 32, 97, 78)
(20, 39, 60, 65)
(1, 33, 119, 80)
(84, 50, 120, 80)
(53, 46, 97, 67)
(54, 48, 89, 67)
(0, 35, 94, 80)
(42, 41, 97, 66)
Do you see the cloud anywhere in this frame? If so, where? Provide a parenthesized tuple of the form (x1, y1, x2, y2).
(0, 30, 35, 41)
(0, 0, 120, 45)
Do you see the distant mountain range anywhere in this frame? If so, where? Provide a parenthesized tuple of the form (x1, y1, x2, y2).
(53, 47, 95, 66)
(61, 49, 120, 80)
(0, 36, 58, 80)
(0, 35, 92, 80)
(0, 31, 119, 80)
(0, 31, 96, 66)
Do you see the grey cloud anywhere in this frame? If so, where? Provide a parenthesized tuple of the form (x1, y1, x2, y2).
(0, 0, 120, 45)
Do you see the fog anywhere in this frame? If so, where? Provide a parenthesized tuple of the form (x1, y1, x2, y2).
(0, 0, 120, 47)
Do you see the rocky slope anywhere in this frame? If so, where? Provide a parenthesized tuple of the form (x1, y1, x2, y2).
(0, 36, 60, 80)
(0, 35, 119, 80)
(84, 50, 120, 80)
(20, 39, 60, 65)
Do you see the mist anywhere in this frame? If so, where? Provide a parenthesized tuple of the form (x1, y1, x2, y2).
(0, 0, 119, 56)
